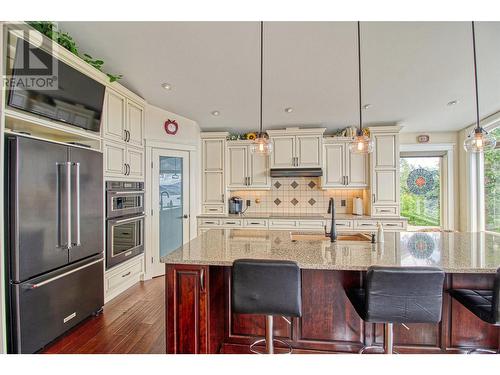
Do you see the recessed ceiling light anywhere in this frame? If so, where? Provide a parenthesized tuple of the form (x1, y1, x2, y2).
(362, 104, 372, 109)
(284, 107, 293, 113)
(211, 110, 220, 116)
(161, 83, 172, 90)
(447, 100, 458, 106)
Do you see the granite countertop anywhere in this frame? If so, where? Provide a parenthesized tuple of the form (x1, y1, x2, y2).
(197, 213, 407, 220)
(161, 229, 500, 274)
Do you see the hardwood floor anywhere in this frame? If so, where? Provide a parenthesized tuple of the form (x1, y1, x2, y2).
(43, 276, 166, 354)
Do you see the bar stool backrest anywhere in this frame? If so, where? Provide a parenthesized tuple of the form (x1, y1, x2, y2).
(231, 259, 302, 317)
(365, 266, 445, 323)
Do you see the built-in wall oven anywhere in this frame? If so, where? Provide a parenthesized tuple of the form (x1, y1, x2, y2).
(106, 181, 145, 269)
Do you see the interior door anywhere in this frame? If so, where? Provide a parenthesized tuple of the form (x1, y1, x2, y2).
(8, 136, 70, 282)
(68, 147, 104, 263)
(151, 149, 190, 277)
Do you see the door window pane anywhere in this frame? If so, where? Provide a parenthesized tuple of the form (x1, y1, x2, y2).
(484, 127, 500, 233)
(159, 156, 183, 257)
(400, 156, 441, 228)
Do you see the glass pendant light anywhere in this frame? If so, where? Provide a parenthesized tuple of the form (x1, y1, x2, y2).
(464, 22, 497, 153)
(349, 22, 374, 154)
(250, 21, 273, 155)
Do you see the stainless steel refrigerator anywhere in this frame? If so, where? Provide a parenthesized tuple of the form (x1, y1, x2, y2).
(5, 134, 104, 353)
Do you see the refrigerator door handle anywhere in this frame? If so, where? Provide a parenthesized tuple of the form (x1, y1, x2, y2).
(22, 258, 103, 290)
(72, 162, 81, 247)
(65, 162, 72, 249)
(57, 163, 64, 249)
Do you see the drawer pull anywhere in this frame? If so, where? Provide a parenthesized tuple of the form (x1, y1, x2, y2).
(380, 209, 392, 213)
(250, 222, 261, 225)
(204, 221, 215, 224)
(385, 223, 399, 227)
(208, 208, 218, 211)
(226, 222, 236, 224)
(122, 271, 131, 278)
(360, 223, 373, 226)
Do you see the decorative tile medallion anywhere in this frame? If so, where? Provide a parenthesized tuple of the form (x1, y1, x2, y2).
(290, 181, 299, 189)
(274, 198, 282, 206)
(308, 198, 316, 206)
(308, 180, 316, 189)
(290, 198, 299, 206)
(273, 181, 282, 189)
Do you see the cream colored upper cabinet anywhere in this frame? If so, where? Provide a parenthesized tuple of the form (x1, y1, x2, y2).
(127, 146, 144, 179)
(126, 100, 144, 147)
(249, 151, 269, 187)
(227, 145, 248, 188)
(104, 140, 126, 176)
(226, 142, 270, 189)
(103, 89, 126, 142)
(296, 136, 321, 167)
(323, 143, 345, 187)
(322, 140, 368, 188)
(269, 129, 325, 169)
(374, 134, 397, 168)
(346, 150, 368, 187)
(271, 136, 295, 168)
(204, 139, 225, 171)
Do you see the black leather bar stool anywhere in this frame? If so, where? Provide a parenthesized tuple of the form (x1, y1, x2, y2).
(449, 267, 500, 354)
(346, 266, 445, 354)
(231, 259, 302, 354)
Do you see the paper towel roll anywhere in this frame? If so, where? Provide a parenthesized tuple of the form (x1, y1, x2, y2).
(353, 197, 363, 215)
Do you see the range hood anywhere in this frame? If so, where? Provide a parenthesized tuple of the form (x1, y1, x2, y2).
(270, 168, 323, 178)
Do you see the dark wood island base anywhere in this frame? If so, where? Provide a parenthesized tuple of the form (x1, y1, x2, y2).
(166, 264, 499, 354)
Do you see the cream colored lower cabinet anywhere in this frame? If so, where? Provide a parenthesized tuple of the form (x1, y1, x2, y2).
(104, 255, 144, 303)
(197, 217, 406, 234)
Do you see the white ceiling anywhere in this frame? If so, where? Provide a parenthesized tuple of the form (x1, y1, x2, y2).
(58, 21, 500, 134)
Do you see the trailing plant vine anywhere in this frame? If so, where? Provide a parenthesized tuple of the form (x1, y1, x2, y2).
(26, 21, 123, 82)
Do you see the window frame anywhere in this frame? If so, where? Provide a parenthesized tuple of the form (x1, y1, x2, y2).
(478, 124, 500, 235)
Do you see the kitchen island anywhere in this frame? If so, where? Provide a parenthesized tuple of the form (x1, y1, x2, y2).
(161, 229, 500, 354)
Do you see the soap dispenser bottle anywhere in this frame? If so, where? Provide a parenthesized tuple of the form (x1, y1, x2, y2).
(377, 222, 384, 243)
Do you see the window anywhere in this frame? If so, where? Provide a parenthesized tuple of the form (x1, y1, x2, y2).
(484, 127, 500, 233)
(400, 156, 442, 229)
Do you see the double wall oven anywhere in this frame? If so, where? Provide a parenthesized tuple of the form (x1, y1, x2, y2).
(106, 181, 145, 269)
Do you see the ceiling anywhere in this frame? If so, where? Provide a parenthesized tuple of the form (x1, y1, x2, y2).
(58, 21, 500, 134)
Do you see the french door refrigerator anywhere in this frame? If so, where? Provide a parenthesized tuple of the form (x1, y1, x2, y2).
(5, 134, 104, 353)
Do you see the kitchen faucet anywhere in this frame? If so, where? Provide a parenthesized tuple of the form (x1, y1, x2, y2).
(324, 198, 337, 242)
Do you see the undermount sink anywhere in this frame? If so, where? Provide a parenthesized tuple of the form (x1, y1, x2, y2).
(290, 232, 372, 243)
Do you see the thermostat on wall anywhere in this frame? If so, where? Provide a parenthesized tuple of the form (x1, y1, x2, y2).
(417, 134, 430, 143)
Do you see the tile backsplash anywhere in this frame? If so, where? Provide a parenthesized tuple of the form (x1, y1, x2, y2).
(230, 177, 369, 215)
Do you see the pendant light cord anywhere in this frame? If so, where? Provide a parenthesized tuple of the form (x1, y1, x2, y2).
(472, 21, 481, 131)
(357, 21, 363, 134)
(259, 21, 264, 136)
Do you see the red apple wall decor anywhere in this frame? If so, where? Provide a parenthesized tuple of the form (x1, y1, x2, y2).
(164, 119, 179, 135)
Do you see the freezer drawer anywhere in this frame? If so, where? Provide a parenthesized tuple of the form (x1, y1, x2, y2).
(9, 256, 104, 353)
